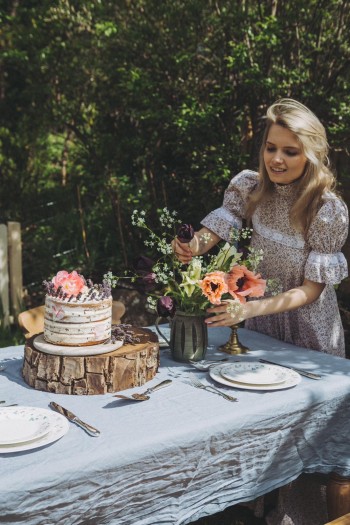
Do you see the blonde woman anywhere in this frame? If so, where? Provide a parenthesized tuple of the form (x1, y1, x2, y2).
(174, 98, 349, 357)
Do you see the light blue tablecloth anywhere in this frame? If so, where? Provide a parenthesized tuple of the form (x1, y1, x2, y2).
(1, 327, 350, 525)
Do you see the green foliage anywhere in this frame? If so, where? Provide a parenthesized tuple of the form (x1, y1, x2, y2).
(0, 0, 349, 304)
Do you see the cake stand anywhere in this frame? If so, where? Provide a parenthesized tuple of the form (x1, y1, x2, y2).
(22, 327, 160, 395)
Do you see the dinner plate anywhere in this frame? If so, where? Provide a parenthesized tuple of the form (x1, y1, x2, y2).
(209, 363, 301, 391)
(0, 407, 69, 453)
(33, 334, 124, 356)
(0, 416, 50, 445)
(219, 362, 288, 386)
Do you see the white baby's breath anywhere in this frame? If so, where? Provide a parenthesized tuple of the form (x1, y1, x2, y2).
(146, 296, 157, 311)
(266, 278, 283, 296)
(247, 248, 264, 272)
(199, 232, 213, 244)
(225, 299, 245, 322)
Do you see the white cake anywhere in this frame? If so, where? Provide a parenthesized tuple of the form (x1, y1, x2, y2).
(43, 271, 112, 347)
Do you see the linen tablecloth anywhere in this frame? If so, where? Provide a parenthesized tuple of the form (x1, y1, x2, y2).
(1, 327, 350, 525)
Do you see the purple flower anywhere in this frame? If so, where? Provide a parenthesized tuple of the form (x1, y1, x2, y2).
(238, 245, 250, 262)
(134, 256, 155, 272)
(177, 224, 195, 244)
(142, 272, 157, 292)
(157, 296, 176, 317)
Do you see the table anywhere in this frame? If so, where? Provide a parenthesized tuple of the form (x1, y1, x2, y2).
(1, 327, 350, 525)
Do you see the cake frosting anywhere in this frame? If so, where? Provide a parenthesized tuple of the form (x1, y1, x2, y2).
(43, 271, 112, 346)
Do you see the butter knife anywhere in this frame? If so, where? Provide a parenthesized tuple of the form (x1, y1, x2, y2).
(258, 359, 322, 380)
(50, 402, 100, 437)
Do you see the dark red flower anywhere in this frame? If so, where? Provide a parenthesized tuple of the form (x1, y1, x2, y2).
(177, 224, 195, 244)
(157, 296, 176, 317)
(142, 272, 157, 292)
(134, 256, 155, 272)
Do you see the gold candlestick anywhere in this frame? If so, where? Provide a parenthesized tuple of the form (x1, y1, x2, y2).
(219, 324, 249, 355)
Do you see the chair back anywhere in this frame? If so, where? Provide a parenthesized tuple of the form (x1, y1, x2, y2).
(112, 301, 126, 324)
(325, 513, 350, 524)
(18, 305, 45, 339)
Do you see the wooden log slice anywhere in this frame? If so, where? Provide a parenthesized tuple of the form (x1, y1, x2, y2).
(22, 327, 160, 395)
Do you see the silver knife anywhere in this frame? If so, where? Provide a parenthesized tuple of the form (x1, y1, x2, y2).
(50, 402, 100, 437)
(258, 359, 322, 380)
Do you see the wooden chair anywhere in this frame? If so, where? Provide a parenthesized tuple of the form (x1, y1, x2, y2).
(18, 305, 45, 339)
(112, 300, 126, 324)
(18, 301, 125, 339)
(325, 513, 350, 524)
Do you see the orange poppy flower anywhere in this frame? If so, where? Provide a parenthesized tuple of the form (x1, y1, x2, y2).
(227, 265, 266, 302)
(199, 271, 228, 305)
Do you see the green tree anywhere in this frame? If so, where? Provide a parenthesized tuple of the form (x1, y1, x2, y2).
(0, 0, 349, 302)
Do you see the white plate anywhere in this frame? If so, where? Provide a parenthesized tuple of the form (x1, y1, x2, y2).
(0, 407, 69, 453)
(220, 362, 288, 386)
(209, 363, 301, 391)
(0, 416, 51, 445)
(145, 326, 170, 348)
(33, 334, 124, 356)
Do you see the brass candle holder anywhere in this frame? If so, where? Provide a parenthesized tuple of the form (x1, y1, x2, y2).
(219, 324, 249, 355)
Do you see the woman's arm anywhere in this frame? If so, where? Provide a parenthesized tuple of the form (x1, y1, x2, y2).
(205, 278, 326, 326)
(173, 227, 222, 263)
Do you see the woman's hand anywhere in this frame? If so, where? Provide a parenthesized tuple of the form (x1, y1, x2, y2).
(204, 278, 325, 327)
(172, 227, 221, 263)
(205, 301, 246, 327)
(172, 237, 194, 264)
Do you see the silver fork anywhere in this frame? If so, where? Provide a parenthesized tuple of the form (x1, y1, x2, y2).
(189, 358, 228, 370)
(189, 374, 237, 402)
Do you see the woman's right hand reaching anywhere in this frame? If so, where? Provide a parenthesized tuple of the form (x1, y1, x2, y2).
(172, 237, 195, 264)
(172, 226, 221, 264)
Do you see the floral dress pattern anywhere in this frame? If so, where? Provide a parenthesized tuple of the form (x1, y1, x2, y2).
(202, 170, 349, 524)
(201, 169, 349, 357)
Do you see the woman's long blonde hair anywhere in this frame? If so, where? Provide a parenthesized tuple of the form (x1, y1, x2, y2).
(246, 98, 337, 235)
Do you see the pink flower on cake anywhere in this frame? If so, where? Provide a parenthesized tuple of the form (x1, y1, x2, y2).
(51, 270, 85, 298)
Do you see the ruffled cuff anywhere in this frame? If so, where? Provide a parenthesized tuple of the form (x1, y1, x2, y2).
(201, 207, 242, 242)
(304, 251, 348, 284)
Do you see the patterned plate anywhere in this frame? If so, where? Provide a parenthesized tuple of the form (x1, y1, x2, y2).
(209, 363, 301, 391)
(220, 362, 288, 386)
(0, 416, 50, 445)
(0, 407, 69, 453)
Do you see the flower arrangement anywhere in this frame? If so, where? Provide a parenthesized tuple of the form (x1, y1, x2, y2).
(43, 270, 115, 301)
(128, 208, 266, 319)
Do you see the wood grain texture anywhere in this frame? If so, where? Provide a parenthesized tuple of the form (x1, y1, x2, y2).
(22, 327, 159, 395)
(327, 474, 350, 522)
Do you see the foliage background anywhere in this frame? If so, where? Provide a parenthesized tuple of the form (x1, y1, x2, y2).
(1, 0, 350, 307)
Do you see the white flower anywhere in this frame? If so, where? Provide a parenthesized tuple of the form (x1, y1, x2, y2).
(179, 258, 202, 297)
(224, 299, 244, 322)
(199, 232, 212, 245)
(214, 242, 242, 269)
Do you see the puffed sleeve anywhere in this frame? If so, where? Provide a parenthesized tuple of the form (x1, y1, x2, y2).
(200, 170, 259, 242)
(304, 195, 349, 284)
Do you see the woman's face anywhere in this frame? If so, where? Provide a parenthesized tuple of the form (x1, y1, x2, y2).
(263, 124, 308, 185)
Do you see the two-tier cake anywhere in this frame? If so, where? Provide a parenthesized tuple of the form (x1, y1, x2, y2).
(43, 270, 112, 346)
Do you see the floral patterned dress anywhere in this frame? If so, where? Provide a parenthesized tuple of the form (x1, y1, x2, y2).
(201, 169, 349, 357)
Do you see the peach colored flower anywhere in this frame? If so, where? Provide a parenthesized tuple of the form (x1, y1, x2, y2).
(51, 270, 85, 297)
(227, 265, 266, 302)
(199, 271, 228, 305)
